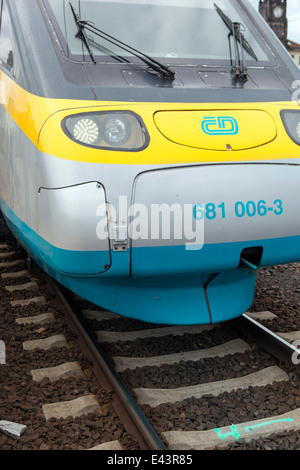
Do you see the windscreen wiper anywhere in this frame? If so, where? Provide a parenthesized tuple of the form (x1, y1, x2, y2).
(70, 3, 131, 65)
(214, 3, 258, 81)
(70, 2, 96, 63)
(69, 2, 175, 80)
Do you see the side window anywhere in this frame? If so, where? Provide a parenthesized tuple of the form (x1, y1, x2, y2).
(0, 0, 14, 74)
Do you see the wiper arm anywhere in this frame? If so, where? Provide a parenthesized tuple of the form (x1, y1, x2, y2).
(69, 2, 175, 80)
(70, 2, 96, 64)
(232, 22, 248, 81)
(214, 3, 258, 81)
(70, 3, 129, 65)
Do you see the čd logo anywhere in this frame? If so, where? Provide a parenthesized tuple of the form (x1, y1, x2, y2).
(201, 116, 239, 135)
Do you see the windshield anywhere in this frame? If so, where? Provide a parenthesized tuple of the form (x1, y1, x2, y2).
(43, 0, 272, 66)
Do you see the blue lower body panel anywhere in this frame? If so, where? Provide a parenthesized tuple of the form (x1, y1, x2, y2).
(41, 269, 256, 325)
(1, 199, 299, 325)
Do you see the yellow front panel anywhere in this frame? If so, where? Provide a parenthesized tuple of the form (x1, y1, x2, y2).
(154, 109, 277, 150)
(1, 71, 300, 165)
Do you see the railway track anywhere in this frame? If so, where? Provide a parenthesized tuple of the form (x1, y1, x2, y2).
(79, 306, 300, 450)
(0, 230, 160, 450)
(1, 215, 300, 451)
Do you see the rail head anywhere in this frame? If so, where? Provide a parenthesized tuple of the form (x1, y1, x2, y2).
(47, 276, 166, 451)
(233, 313, 300, 376)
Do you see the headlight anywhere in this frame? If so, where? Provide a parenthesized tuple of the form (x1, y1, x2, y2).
(281, 110, 300, 145)
(103, 115, 131, 146)
(73, 117, 101, 145)
(62, 111, 149, 151)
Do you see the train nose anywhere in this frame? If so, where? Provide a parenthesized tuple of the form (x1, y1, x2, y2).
(130, 163, 300, 277)
(154, 109, 277, 150)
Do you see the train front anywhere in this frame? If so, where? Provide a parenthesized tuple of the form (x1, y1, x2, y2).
(36, 0, 300, 324)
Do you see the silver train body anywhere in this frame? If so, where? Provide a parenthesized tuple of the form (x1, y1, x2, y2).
(1, 0, 300, 324)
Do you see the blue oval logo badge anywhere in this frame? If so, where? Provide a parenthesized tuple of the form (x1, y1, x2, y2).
(201, 116, 239, 136)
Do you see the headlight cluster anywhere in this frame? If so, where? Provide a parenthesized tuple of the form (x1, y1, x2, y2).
(62, 111, 149, 151)
(281, 110, 300, 146)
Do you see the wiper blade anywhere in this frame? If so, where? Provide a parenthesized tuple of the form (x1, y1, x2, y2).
(214, 3, 258, 81)
(88, 36, 131, 64)
(69, 2, 175, 80)
(70, 2, 96, 63)
(70, 2, 129, 65)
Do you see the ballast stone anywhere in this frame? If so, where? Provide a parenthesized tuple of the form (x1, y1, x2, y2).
(0, 421, 27, 440)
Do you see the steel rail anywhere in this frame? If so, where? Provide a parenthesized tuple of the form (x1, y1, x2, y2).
(47, 276, 166, 451)
(232, 313, 300, 375)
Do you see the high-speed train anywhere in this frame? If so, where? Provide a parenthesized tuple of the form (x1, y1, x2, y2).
(1, 0, 300, 325)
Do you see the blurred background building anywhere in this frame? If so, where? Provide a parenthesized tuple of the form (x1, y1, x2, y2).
(258, 0, 300, 65)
